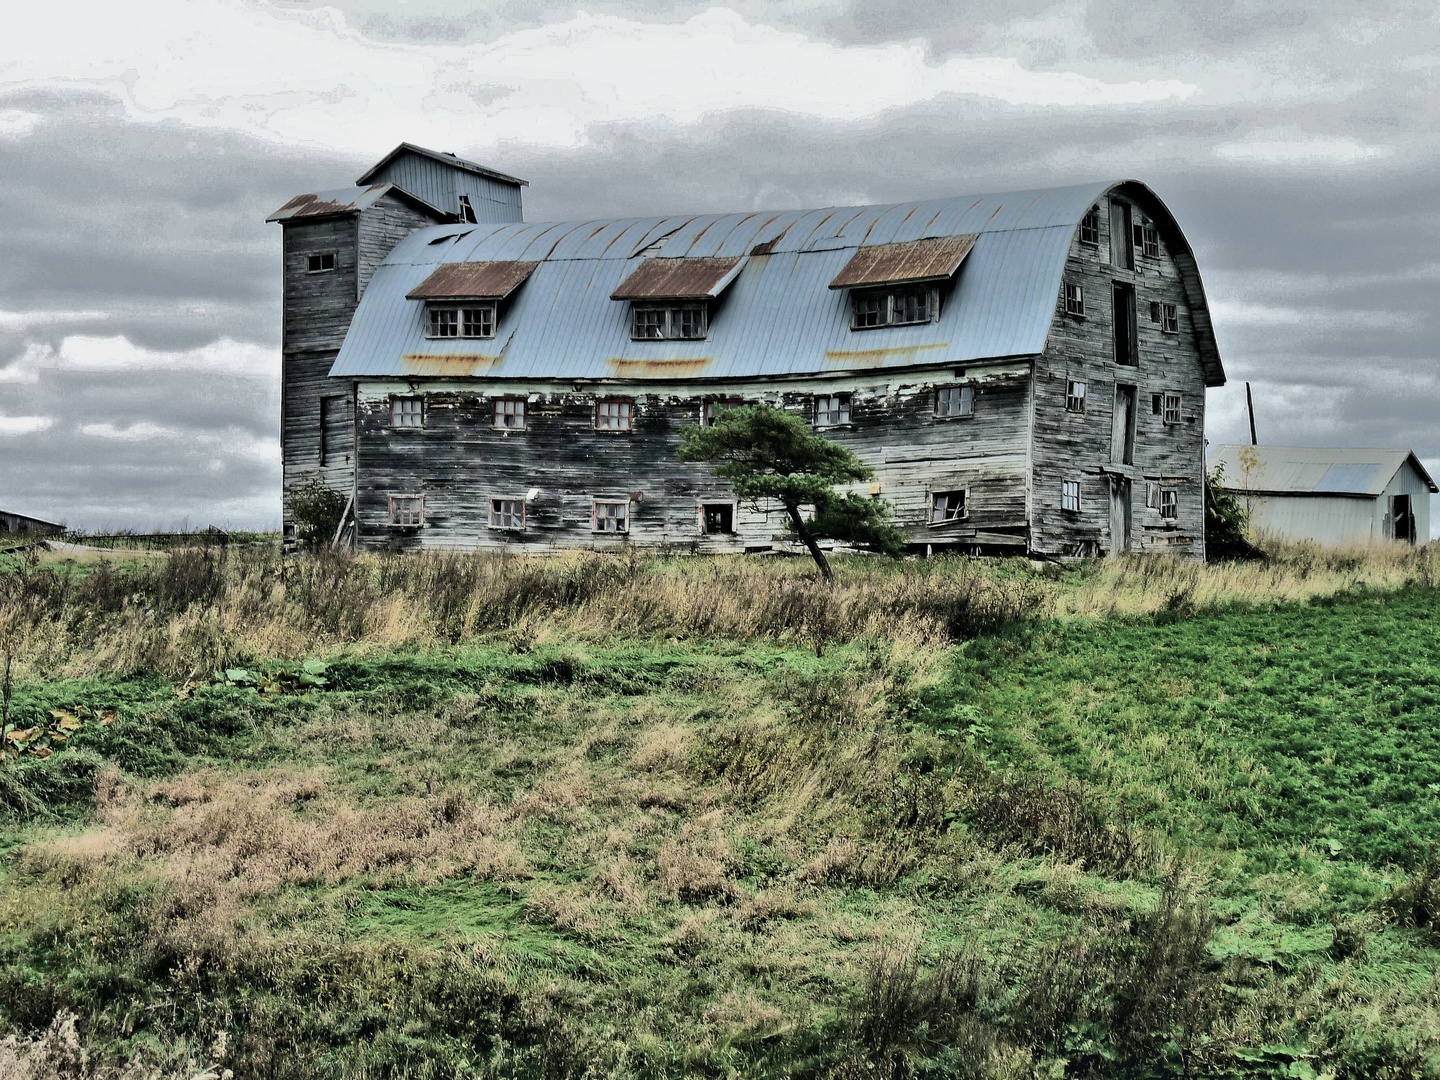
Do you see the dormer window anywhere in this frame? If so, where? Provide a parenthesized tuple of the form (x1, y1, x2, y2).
(632, 304, 707, 341)
(851, 286, 938, 329)
(426, 304, 495, 339)
(406, 260, 540, 340)
(830, 234, 976, 332)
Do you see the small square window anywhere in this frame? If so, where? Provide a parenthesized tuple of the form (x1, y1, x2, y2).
(852, 293, 885, 329)
(306, 252, 336, 273)
(1080, 207, 1100, 246)
(391, 396, 423, 428)
(489, 497, 525, 530)
(930, 490, 967, 524)
(701, 502, 734, 534)
(461, 306, 495, 338)
(892, 288, 933, 325)
(1064, 282, 1085, 317)
(593, 499, 629, 533)
(677, 306, 706, 339)
(1062, 480, 1081, 513)
(389, 495, 424, 527)
(1065, 380, 1086, 413)
(815, 394, 850, 427)
(633, 308, 665, 339)
(596, 400, 633, 431)
(493, 398, 525, 430)
(427, 308, 459, 338)
(936, 385, 973, 418)
(1161, 303, 1178, 334)
(631, 305, 706, 340)
(1163, 393, 1182, 424)
(1160, 489, 1178, 520)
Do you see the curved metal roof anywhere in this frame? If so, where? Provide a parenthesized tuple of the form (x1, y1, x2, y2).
(330, 180, 1225, 385)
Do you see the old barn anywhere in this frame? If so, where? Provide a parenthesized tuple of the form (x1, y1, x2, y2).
(271, 145, 1225, 558)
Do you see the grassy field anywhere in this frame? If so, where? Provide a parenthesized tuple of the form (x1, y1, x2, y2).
(1, 545, 1439, 1078)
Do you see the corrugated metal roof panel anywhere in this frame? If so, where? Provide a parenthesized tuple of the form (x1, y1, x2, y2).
(828, 235, 978, 289)
(610, 256, 748, 300)
(1314, 463, 1384, 494)
(267, 184, 390, 222)
(1209, 445, 1436, 496)
(405, 261, 539, 300)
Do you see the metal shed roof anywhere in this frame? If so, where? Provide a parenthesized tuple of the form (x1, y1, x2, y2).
(330, 179, 1225, 385)
(1209, 445, 1439, 496)
(266, 183, 444, 223)
(356, 142, 528, 189)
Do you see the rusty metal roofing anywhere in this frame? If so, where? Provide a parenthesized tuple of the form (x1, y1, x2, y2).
(330, 180, 1226, 386)
(828, 234, 977, 290)
(266, 183, 444, 223)
(610, 256, 747, 300)
(1210, 445, 1438, 496)
(406, 261, 539, 300)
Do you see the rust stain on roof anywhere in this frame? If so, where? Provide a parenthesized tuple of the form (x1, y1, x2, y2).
(401, 354, 502, 376)
(824, 343, 948, 366)
(610, 256, 747, 300)
(406, 261, 539, 300)
(607, 358, 712, 377)
(828, 234, 978, 290)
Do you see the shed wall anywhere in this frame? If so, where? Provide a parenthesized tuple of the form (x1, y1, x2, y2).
(365, 154, 523, 222)
(1248, 494, 1378, 546)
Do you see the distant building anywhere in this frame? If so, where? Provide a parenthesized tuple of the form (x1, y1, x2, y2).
(271, 144, 1227, 558)
(0, 509, 65, 537)
(1210, 445, 1435, 545)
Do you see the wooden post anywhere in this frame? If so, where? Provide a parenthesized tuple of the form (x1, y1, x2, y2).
(1245, 382, 1258, 446)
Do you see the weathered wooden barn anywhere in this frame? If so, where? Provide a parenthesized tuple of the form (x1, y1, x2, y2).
(271, 145, 1225, 558)
(0, 508, 65, 537)
(1210, 444, 1435, 545)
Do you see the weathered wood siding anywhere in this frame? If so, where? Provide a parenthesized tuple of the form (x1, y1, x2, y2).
(358, 194, 437, 300)
(1031, 194, 1209, 558)
(350, 366, 1031, 553)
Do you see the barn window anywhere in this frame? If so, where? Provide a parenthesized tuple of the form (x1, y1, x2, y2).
(701, 502, 734, 534)
(457, 194, 478, 224)
(493, 398, 525, 430)
(1109, 200, 1133, 270)
(592, 499, 629, 533)
(1062, 480, 1081, 513)
(1159, 489, 1178, 520)
(631, 304, 707, 340)
(1163, 393, 1182, 424)
(814, 394, 851, 427)
(935, 385, 974, 418)
(489, 498, 525, 531)
(388, 495, 424, 527)
(930, 490, 967, 524)
(1160, 303, 1178, 334)
(1152, 393, 1163, 415)
(850, 286, 938, 329)
(595, 400, 633, 431)
(427, 308, 458, 338)
(1113, 283, 1138, 366)
(702, 400, 742, 426)
(1080, 206, 1100, 246)
(426, 304, 494, 339)
(306, 253, 336, 273)
(1064, 282, 1085, 317)
(1065, 380, 1086, 413)
(1137, 225, 1159, 259)
(391, 396, 423, 428)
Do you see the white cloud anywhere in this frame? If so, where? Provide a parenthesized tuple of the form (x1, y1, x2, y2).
(0, 3, 1197, 154)
(1209, 300, 1417, 331)
(0, 108, 41, 139)
(1214, 132, 1394, 165)
(79, 421, 185, 440)
(0, 414, 54, 436)
(52, 335, 276, 378)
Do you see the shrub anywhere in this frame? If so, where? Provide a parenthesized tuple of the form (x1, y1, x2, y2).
(287, 478, 347, 551)
(1205, 464, 1254, 560)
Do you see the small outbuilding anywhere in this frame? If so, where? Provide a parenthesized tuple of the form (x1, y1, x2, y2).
(0, 509, 65, 537)
(1210, 445, 1435, 545)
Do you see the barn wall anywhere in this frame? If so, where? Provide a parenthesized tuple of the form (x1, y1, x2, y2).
(1248, 494, 1378, 546)
(1380, 462, 1432, 543)
(349, 364, 1031, 553)
(1031, 191, 1209, 558)
(365, 153, 523, 222)
(358, 194, 439, 300)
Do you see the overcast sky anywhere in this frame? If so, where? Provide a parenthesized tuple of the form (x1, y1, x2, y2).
(1, 0, 1437, 532)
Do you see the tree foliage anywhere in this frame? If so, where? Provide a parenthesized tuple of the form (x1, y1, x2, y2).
(288, 478, 348, 552)
(677, 404, 906, 581)
(1204, 464, 1255, 560)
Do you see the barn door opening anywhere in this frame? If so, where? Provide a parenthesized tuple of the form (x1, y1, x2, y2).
(1392, 494, 1416, 543)
(1111, 384, 1136, 465)
(1112, 283, 1137, 366)
(1109, 477, 1132, 556)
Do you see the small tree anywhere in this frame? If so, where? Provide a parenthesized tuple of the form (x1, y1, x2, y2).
(288, 478, 348, 552)
(677, 404, 905, 582)
(1205, 464, 1252, 560)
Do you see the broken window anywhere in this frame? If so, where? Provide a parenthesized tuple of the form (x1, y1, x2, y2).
(935, 385, 974, 418)
(489, 497, 525, 530)
(1109, 200, 1133, 270)
(1062, 480, 1081, 513)
(701, 502, 734, 534)
(631, 304, 707, 340)
(814, 394, 851, 427)
(1113, 282, 1138, 366)
(388, 495, 423, 527)
(1163, 393, 1182, 424)
(1152, 393, 1163, 415)
(593, 499, 629, 533)
(458, 194, 478, 224)
(1066, 380, 1086, 413)
(391, 396, 423, 428)
(493, 398, 525, 430)
(850, 286, 938, 329)
(702, 400, 742, 426)
(595, 400, 633, 431)
(1080, 206, 1100, 246)
(306, 252, 336, 273)
(1160, 303, 1178, 334)
(930, 490, 967, 524)
(1137, 225, 1159, 258)
(1159, 489, 1178, 520)
(1064, 282, 1085, 317)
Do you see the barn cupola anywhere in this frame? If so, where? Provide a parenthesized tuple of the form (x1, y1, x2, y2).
(356, 143, 527, 225)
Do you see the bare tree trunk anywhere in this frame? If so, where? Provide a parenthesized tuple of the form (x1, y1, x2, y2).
(787, 505, 834, 584)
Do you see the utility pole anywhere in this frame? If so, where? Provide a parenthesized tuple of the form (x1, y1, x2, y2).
(1245, 382, 1258, 446)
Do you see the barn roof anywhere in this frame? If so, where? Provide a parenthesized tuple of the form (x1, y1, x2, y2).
(1209, 445, 1438, 497)
(266, 182, 445, 223)
(330, 180, 1225, 385)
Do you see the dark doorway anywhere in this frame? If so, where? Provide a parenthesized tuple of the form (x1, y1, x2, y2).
(1393, 494, 1416, 543)
(1109, 199, 1133, 270)
(1112, 384, 1136, 466)
(1109, 477, 1132, 556)
(1113, 282, 1137, 366)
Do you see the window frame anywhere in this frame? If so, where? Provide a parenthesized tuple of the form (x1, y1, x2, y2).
(388, 494, 424, 528)
(1113, 281, 1138, 366)
(390, 395, 424, 429)
(492, 397, 526, 431)
(814, 393, 851, 428)
(595, 399, 634, 432)
(849, 285, 940, 330)
(1109, 199, 1134, 270)
(305, 252, 336, 274)
(1079, 206, 1101, 246)
(591, 498, 630, 534)
(1163, 393, 1182, 425)
(1062, 479, 1082, 513)
(629, 303, 708, 341)
(935, 384, 974, 419)
(1064, 282, 1085, 318)
(929, 489, 968, 526)
(1139, 225, 1160, 259)
(699, 501, 736, 535)
(1160, 302, 1179, 334)
(425, 303, 496, 340)
(1159, 488, 1178, 521)
(1065, 380, 1087, 414)
(701, 399, 743, 426)
(488, 496, 526, 532)
(458, 194, 478, 224)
